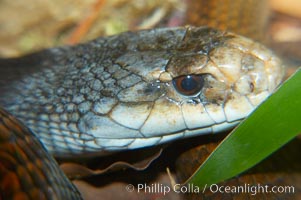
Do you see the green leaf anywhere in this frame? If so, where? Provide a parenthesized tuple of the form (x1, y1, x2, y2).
(188, 68, 301, 187)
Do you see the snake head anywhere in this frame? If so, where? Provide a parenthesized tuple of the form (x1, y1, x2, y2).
(108, 27, 285, 146)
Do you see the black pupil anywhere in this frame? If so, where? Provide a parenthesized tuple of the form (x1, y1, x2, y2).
(181, 75, 198, 91)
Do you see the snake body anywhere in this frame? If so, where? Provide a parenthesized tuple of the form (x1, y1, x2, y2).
(0, 108, 82, 199)
(0, 26, 285, 157)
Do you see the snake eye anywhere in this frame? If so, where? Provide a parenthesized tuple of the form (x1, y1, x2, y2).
(172, 75, 205, 96)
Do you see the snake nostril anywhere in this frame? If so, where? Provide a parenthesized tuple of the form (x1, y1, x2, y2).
(250, 82, 255, 92)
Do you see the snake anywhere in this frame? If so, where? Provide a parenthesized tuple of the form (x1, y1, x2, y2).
(0, 2, 286, 200)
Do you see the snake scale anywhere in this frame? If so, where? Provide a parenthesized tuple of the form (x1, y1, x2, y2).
(0, 1, 287, 199)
